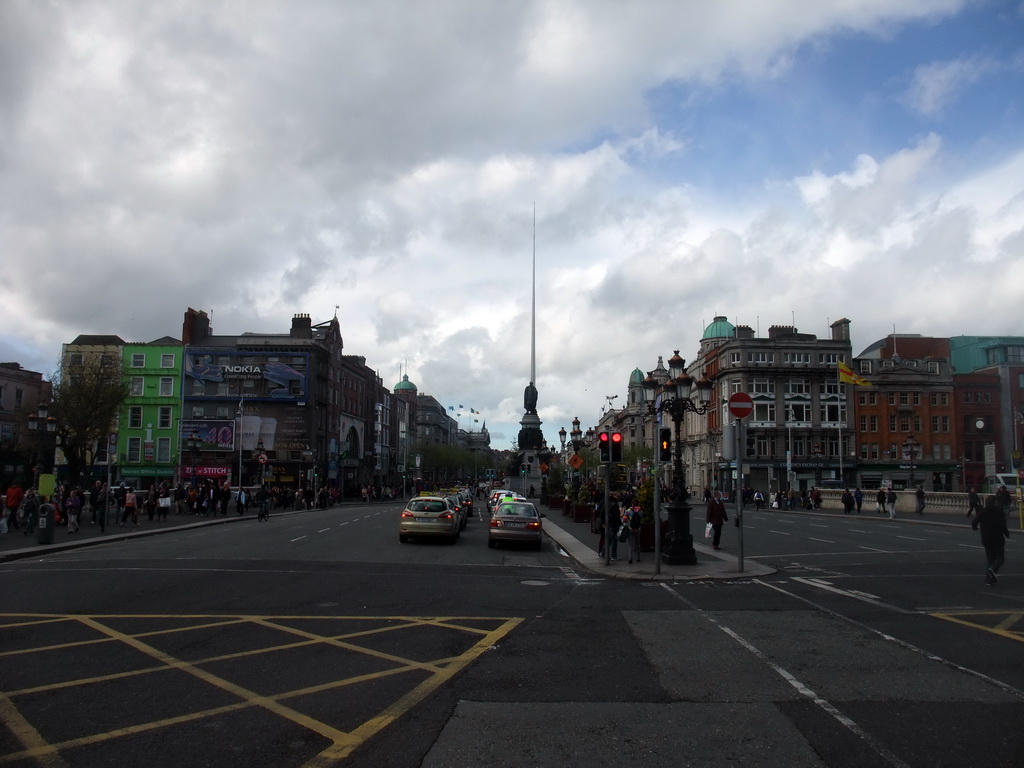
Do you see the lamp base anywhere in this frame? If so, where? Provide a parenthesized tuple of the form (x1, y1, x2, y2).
(661, 500, 697, 565)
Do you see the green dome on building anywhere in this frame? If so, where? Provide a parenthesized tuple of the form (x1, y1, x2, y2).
(394, 374, 417, 393)
(701, 315, 735, 340)
(629, 367, 646, 385)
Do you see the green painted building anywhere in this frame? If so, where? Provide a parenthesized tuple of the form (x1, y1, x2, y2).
(117, 337, 184, 488)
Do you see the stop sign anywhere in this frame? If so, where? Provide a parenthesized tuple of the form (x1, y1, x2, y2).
(728, 392, 754, 418)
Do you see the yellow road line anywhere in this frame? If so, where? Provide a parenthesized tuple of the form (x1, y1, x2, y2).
(0, 613, 524, 766)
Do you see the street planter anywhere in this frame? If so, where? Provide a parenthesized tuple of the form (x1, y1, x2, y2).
(639, 520, 671, 552)
(573, 503, 592, 524)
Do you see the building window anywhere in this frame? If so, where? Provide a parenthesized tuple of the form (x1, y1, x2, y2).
(127, 437, 141, 462)
(899, 392, 909, 405)
(751, 378, 774, 395)
(819, 382, 841, 397)
(928, 361, 939, 374)
(819, 352, 839, 365)
(820, 402, 845, 423)
(69, 352, 84, 366)
(753, 402, 776, 423)
(158, 407, 172, 429)
(859, 360, 872, 375)
(156, 437, 171, 463)
(730, 352, 741, 364)
(748, 352, 773, 364)
(912, 393, 921, 406)
(787, 402, 811, 422)
(131, 353, 145, 368)
(128, 407, 143, 429)
(888, 392, 897, 405)
(131, 377, 144, 396)
(786, 380, 810, 395)
(159, 377, 173, 396)
(1005, 346, 1024, 363)
(161, 354, 175, 368)
(783, 352, 810, 364)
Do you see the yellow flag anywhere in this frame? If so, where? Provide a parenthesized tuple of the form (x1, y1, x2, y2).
(838, 361, 872, 386)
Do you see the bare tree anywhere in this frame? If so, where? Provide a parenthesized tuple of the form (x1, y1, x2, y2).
(48, 355, 131, 485)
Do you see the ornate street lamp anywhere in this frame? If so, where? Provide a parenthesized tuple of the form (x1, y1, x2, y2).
(642, 351, 713, 566)
(187, 432, 202, 488)
(903, 434, 920, 488)
(27, 402, 58, 490)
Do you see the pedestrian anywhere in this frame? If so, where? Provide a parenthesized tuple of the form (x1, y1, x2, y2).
(236, 486, 247, 515)
(606, 494, 622, 560)
(915, 486, 926, 515)
(886, 487, 897, 519)
(996, 485, 1012, 519)
(625, 502, 643, 564)
(753, 490, 764, 510)
(966, 487, 980, 518)
(21, 489, 40, 534)
(841, 488, 854, 514)
(122, 487, 138, 526)
(875, 488, 886, 514)
(5, 482, 24, 531)
(706, 489, 728, 550)
(972, 495, 1010, 585)
(854, 488, 864, 513)
(66, 489, 82, 533)
(145, 484, 158, 521)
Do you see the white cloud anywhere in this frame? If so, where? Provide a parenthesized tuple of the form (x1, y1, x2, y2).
(1, 0, 1021, 447)
(905, 55, 997, 115)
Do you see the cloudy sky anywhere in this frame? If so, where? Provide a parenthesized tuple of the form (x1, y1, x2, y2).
(2, 0, 1022, 449)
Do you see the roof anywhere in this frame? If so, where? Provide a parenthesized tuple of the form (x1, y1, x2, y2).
(629, 367, 645, 385)
(394, 374, 417, 392)
(701, 316, 735, 340)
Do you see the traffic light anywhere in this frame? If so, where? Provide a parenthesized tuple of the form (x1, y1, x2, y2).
(745, 429, 757, 457)
(659, 428, 672, 461)
(599, 431, 611, 462)
(610, 432, 623, 462)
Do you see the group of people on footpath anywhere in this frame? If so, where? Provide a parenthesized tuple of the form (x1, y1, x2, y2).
(594, 490, 645, 564)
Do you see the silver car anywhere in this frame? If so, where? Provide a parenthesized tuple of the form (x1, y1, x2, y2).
(488, 501, 544, 549)
(399, 496, 460, 543)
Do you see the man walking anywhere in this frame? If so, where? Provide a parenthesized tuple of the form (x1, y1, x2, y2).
(886, 487, 897, 519)
(972, 495, 1010, 585)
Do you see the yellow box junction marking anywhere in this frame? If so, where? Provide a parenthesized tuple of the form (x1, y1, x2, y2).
(0, 613, 523, 766)
(931, 610, 1024, 643)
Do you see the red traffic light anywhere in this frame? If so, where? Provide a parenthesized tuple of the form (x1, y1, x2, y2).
(611, 432, 622, 444)
(599, 432, 609, 443)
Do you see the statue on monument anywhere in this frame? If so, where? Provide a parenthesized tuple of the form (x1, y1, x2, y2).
(524, 381, 538, 414)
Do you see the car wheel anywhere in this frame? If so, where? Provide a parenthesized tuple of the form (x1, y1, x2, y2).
(399, 534, 408, 543)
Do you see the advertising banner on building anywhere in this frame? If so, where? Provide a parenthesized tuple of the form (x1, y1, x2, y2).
(181, 419, 236, 451)
(183, 349, 308, 402)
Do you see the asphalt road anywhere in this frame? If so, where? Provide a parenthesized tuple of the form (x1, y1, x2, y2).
(1, 502, 1021, 768)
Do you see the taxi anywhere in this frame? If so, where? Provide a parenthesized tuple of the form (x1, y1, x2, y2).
(399, 494, 460, 543)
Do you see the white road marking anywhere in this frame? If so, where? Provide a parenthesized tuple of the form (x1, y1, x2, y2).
(808, 537, 835, 544)
(769, 530, 792, 536)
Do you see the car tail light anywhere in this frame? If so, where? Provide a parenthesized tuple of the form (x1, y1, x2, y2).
(439, 512, 453, 519)
(401, 510, 415, 518)
(526, 521, 540, 530)
(489, 518, 500, 528)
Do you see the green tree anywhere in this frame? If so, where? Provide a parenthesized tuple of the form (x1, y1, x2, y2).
(48, 355, 131, 486)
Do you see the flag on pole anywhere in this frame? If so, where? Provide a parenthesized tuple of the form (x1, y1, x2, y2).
(837, 361, 872, 386)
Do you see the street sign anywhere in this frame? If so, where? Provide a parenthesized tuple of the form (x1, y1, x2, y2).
(728, 392, 754, 419)
(257, 453, 268, 464)
(569, 454, 584, 470)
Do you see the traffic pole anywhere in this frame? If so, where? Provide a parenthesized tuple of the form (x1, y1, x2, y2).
(736, 417, 744, 572)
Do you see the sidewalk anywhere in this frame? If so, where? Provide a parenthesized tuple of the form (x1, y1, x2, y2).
(0, 508, 279, 564)
(541, 509, 775, 581)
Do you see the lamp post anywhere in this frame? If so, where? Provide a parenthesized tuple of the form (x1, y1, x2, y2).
(187, 433, 201, 488)
(235, 402, 244, 490)
(642, 351, 713, 566)
(255, 437, 265, 489)
(26, 402, 58, 492)
(903, 434, 920, 489)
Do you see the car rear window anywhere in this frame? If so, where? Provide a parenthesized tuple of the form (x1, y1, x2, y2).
(496, 504, 536, 517)
(409, 500, 446, 512)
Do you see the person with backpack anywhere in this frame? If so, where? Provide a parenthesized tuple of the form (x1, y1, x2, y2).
(972, 495, 1010, 585)
(624, 502, 643, 564)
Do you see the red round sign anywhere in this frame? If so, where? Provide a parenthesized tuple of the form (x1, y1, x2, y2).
(727, 392, 754, 418)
